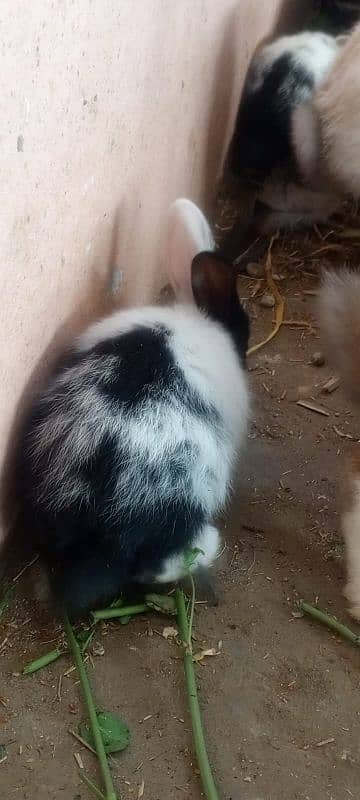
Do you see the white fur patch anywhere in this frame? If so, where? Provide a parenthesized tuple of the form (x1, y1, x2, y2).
(155, 524, 220, 583)
(249, 31, 339, 94)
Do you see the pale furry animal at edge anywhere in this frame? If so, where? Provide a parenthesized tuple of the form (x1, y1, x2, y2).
(292, 23, 360, 198)
(15, 198, 250, 616)
(319, 269, 360, 619)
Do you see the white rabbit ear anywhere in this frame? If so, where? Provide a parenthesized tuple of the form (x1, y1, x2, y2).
(166, 198, 215, 301)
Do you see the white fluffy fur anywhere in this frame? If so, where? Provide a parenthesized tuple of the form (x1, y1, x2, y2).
(342, 475, 360, 621)
(156, 524, 220, 582)
(292, 24, 360, 196)
(249, 31, 339, 94)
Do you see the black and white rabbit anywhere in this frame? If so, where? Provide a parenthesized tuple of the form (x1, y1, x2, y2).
(16, 199, 250, 616)
(222, 30, 343, 242)
(228, 30, 340, 180)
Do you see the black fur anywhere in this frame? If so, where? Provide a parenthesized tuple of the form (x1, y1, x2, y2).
(316, 0, 360, 34)
(191, 251, 250, 363)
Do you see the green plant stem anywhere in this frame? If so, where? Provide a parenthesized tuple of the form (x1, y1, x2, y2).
(63, 614, 118, 800)
(175, 588, 220, 800)
(80, 771, 106, 800)
(187, 573, 196, 651)
(300, 601, 360, 645)
(23, 647, 64, 674)
(91, 603, 148, 622)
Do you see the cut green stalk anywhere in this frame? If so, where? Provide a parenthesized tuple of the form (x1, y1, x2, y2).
(63, 613, 118, 800)
(22, 625, 94, 675)
(300, 601, 360, 646)
(175, 588, 220, 800)
(23, 647, 64, 674)
(91, 603, 148, 622)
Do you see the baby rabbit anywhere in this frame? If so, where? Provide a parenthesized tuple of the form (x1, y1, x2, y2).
(223, 31, 342, 242)
(319, 269, 360, 619)
(16, 199, 250, 616)
(292, 23, 360, 198)
(228, 30, 340, 180)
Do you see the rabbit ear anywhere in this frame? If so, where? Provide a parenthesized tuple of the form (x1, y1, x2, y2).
(166, 198, 215, 301)
(191, 251, 236, 319)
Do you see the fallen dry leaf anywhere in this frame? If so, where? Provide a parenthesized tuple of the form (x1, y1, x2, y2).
(162, 626, 178, 640)
(193, 648, 220, 663)
(138, 779, 145, 799)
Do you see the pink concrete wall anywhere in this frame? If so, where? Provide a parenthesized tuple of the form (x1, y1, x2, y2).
(0, 0, 289, 538)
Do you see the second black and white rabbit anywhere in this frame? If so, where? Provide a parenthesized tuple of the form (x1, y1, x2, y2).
(224, 30, 343, 238)
(228, 30, 340, 180)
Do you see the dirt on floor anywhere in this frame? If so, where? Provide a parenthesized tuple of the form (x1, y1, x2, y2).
(1, 211, 360, 800)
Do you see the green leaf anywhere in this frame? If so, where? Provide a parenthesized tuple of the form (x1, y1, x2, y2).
(79, 712, 130, 755)
(145, 593, 176, 615)
(184, 547, 204, 570)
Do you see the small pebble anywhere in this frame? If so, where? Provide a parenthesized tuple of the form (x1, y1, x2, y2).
(311, 351, 325, 367)
(260, 292, 275, 308)
(246, 261, 264, 278)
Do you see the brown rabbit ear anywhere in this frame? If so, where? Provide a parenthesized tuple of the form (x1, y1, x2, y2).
(191, 251, 236, 318)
